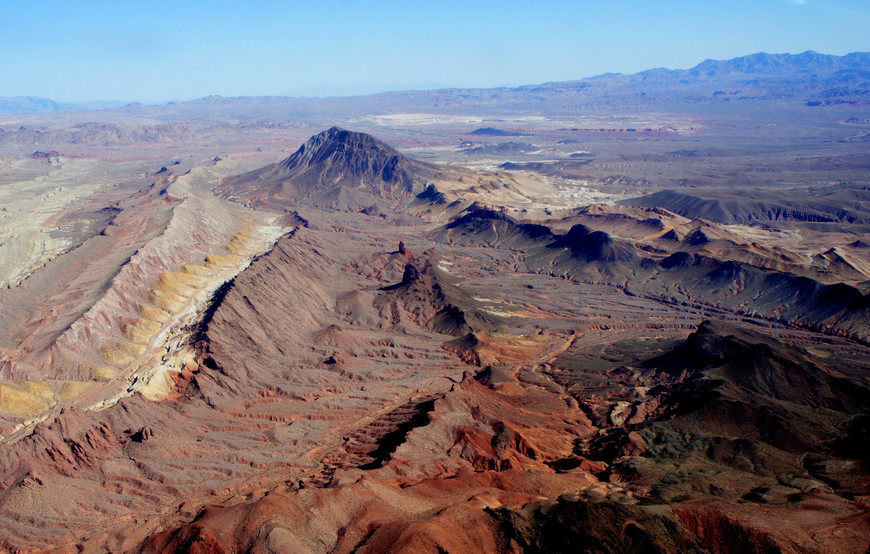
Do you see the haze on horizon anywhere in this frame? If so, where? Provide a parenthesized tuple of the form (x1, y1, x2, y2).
(2, 0, 870, 104)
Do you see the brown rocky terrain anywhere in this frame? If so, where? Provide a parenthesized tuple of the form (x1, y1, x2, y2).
(216, 126, 537, 216)
(218, 126, 446, 211)
(0, 56, 869, 552)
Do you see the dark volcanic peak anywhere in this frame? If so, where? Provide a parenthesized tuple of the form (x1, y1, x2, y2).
(468, 127, 526, 137)
(415, 183, 447, 204)
(642, 320, 762, 374)
(446, 206, 517, 229)
(644, 320, 869, 414)
(549, 223, 594, 246)
(276, 126, 438, 191)
(659, 251, 695, 269)
(219, 127, 444, 210)
(683, 227, 711, 246)
(548, 224, 636, 263)
(438, 206, 555, 247)
(620, 319, 870, 485)
(658, 229, 680, 242)
(283, 127, 391, 175)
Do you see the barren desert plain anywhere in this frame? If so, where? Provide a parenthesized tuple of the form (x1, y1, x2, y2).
(0, 51, 869, 552)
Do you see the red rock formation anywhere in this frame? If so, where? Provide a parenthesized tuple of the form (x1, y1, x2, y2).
(2, 126, 870, 553)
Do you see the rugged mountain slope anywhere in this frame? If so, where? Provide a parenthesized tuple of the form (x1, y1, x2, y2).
(436, 206, 555, 248)
(0, 217, 475, 551)
(0, 162, 285, 429)
(572, 320, 870, 506)
(138, 218, 870, 553)
(434, 203, 870, 343)
(1, 124, 869, 553)
(623, 187, 870, 225)
(218, 126, 451, 211)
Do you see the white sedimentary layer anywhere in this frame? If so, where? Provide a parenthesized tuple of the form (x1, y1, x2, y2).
(0, 158, 108, 288)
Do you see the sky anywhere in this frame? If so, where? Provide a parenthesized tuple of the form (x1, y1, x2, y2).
(1, 0, 869, 103)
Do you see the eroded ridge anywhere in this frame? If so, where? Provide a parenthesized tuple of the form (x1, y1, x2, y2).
(0, 162, 286, 437)
(0, 123, 868, 553)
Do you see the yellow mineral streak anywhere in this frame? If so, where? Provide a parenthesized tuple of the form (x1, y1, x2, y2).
(96, 223, 283, 403)
(58, 381, 94, 401)
(0, 380, 93, 416)
(0, 382, 55, 416)
(0, 221, 284, 419)
(102, 348, 136, 365)
(125, 318, 162, 343)
(205, 253, 239, 267)
(227, 225, 258, 255)
(140, 304, 170, 323)
(90, 366, 117, 382)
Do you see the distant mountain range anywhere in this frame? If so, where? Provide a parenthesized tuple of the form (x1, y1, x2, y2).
(2, 51, 868, 118)
(564, 50, 870, 104)
(0, 96, 76, 114)
(599, 50, 870, 81)
(0, 96, 126, 115)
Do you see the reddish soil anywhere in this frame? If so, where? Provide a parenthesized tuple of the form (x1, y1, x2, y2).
(0, 127, 868, 553)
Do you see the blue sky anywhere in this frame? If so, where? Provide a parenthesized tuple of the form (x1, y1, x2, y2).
(1, 0, 868, 103)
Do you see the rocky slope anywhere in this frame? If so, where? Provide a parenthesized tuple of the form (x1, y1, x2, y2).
(0, 127, 868, 553)
(218, 126, 451, 211)
(0, 161, 283, 433)
(623, 187, 870, 225)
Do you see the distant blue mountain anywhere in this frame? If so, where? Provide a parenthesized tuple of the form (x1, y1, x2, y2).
(688, 51, 870, 76)
(0, 96, 74, 114)
(3, 51, 867, 118)
(0, 96, 126, 115)
(518, 50, 870, 106)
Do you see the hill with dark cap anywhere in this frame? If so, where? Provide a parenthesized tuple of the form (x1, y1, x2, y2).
(218, 126, 451, 211)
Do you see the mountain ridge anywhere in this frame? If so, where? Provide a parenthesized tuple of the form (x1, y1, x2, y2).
(4, 50, 867, 116)
(0, 96, 126, 115)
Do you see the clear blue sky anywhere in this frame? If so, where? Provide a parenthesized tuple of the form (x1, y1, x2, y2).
(1, 0, 868, 103)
